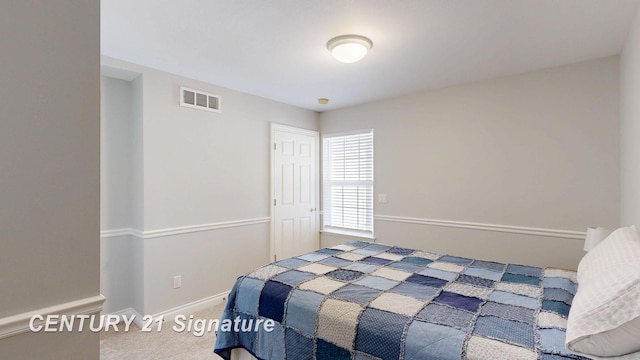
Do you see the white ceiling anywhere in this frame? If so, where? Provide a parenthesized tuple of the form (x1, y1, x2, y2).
(101, 0, 640, 112)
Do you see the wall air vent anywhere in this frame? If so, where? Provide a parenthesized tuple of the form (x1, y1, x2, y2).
(180, 86, 221, 113)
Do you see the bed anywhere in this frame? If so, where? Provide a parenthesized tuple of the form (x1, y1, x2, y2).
(213, 236, 640, 360)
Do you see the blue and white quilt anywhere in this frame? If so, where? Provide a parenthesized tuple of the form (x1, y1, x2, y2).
(214, 241, 585, 360)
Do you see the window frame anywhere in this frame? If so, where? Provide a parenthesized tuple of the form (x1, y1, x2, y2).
(321, 129, 374, 238)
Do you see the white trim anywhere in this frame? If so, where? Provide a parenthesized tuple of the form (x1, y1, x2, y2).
(0, 294, 106, 339)
(321, 229, 377, 242)
(374, 215, 586, 240)
(143, 217, 270, 239)
(270, 123, 319, 137)
(100, 228, 142, 239)
(116, 291, 230, 329)
(101, 218, 270, 240)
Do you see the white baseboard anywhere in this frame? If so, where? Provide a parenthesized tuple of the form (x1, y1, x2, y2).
(0, 294, 106, 340)
(110, 291, 231, 329)
(374, 214, 586, 240)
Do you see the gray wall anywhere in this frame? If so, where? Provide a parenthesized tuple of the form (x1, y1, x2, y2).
(100, 76, 138, 314)
(321, 57, 620, 270)
(621, 7, 640, 227)
(0, 1, 100, 358)
(100, 57, 319, 315)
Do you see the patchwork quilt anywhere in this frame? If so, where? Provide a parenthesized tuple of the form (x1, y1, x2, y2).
(214, 241, 585, 360)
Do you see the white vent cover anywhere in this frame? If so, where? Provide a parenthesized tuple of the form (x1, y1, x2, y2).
(180, 86, 221, 113)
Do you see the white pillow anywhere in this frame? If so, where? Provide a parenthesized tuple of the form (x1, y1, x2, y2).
(566, 225, 640, 357)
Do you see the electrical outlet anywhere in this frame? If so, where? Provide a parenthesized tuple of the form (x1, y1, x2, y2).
(173, 275, 182, 289)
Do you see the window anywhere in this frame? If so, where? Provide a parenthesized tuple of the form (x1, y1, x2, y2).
(322, 130, 374, 236)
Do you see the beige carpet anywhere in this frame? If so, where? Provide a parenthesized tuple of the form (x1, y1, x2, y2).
(100, 302, 226, 360)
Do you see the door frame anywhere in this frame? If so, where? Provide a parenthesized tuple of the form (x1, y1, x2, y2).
(270, 123, 320, 262)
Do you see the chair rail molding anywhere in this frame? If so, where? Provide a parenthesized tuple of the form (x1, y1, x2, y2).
(374, 215, 586, 240)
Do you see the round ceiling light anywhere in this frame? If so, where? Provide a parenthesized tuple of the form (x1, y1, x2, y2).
(327, 34, 373, 64)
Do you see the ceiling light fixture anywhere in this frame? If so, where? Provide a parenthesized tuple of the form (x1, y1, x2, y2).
(327, 34, 373, 64)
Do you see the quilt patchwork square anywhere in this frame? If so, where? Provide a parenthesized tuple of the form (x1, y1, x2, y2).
(405, 274, 448, 288)
(417, 303, 474, 329)
(543, 288, 573, 305)
(386, 261, 423, 273)
(464, 267, 503, 281)
(299, 277, 346, 295)
(315, 248, 343, 256)
(368, 292, 425, 316)
(330, 244, 357, 252)
(411, 251, 441, 260)
(418, 268, 457, 281)
(319, 256, 353, 268)
(466, 335, 537, 360)
(445, 282, 493, 299)
(344, 262, 380, 273)
(326, 269, 365, 282)
(401, 256, 433, 267)
(337, 252, 368, 261)
(355, 308, 408, 360)
(390, 282, 439, 301)
(317, 298, 363, 350)
(248, 264, 289, 280)
(285, 328, 313, 360)
(506, 264, 542, 277)
(542, 277, 577, 295)
(254, 321, 285, 360)
(456, 274, 496, 288)
(258, 280, 292, 322)
(539, 328, 571, 354)
(494, 282, 541, 298)
(361, 256, 393, 265)
(371, 267, 411, 281)
(344, 241, 371, 248)
(473, 315, 535, 349)
(439, 255, 474, 265)
(470, 260, 506, 272)
(543, 268, 577, 282)
(434, 291, 483, 312)
(387, 246, 414, 256)
(275, 258, 310, 269)
(330, 284, 383, 305)
(284, 289, 324, 337)
(480, 301, 535, 324)
(271, 270, 316, 287)
(537, 311, 568, 329)
(363, 244, 391, 252)
(489, 290, 538, 310)
(501, 272, 541, 286)
(428, 261, 465, 273)
(298, 253, 331, 262)
(235, 277, 264, 315)
(354, 275, 400, 291)
(298, 263, 337, 275)
(353, 248, 384, 256)
(316, 338, 351, 360)
(404, 320, 466, 360)
(542, 300, 571, 317)
(374, 252, 405, 261)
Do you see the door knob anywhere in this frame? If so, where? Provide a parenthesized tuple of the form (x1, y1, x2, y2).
(310, 208, 317, 212)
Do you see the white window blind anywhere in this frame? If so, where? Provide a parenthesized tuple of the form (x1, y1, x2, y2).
(323, 130, 374, 235)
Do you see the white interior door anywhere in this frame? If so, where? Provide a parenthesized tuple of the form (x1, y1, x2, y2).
(271, 124, 319, 261)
